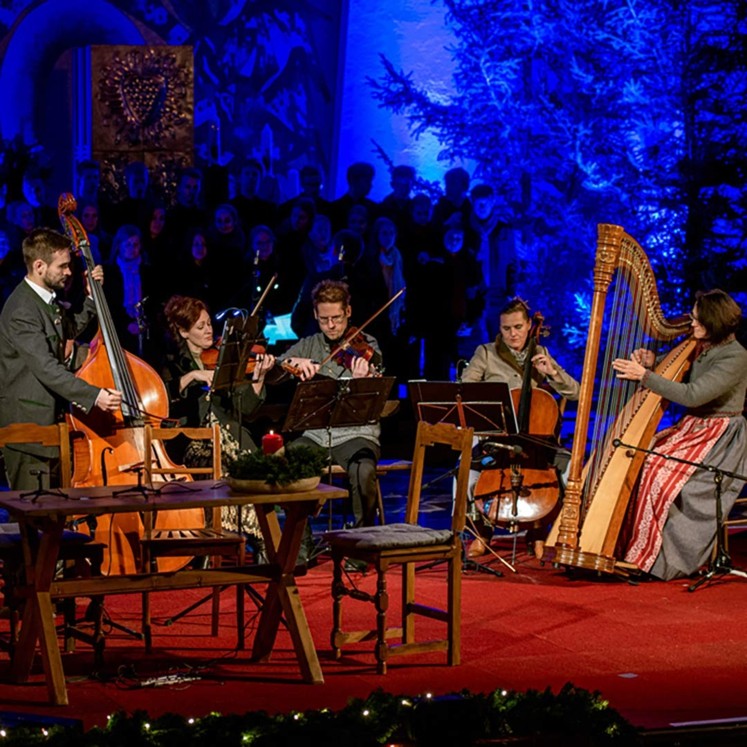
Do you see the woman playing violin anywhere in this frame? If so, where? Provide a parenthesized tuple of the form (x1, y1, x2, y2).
(161, 294, 275, 558)
(279, 279, 382, 533)
(459, 297, 580, 558)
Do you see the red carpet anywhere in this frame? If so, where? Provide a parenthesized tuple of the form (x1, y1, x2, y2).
(3, 533, 747, 735)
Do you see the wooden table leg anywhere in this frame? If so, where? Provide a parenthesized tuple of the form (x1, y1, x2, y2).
(12, 519, 69, 705)
(252, 501, 324, 684)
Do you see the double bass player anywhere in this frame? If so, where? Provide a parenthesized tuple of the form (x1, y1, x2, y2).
(0, 228, 122, 490)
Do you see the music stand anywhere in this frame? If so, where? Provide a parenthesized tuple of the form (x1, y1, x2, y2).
(283, 376, 395, 545)
(210, 315, 261, 394)
(408, 381, 519, 576)
(408, 380, 518, 436)
(283, 377, 395, 434)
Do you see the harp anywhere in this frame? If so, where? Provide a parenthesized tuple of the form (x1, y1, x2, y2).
(544, 224, 695, 574)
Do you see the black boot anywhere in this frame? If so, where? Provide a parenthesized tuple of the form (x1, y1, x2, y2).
(246, 534, 268, 565)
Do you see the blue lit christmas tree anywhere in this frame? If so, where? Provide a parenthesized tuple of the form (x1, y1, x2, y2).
(370, 0, 747, 364)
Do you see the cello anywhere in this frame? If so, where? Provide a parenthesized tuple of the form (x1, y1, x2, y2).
(59, 194, 204, 574)
(473, 312, 562, 532)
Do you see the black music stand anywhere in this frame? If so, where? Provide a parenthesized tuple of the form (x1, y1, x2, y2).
(408, 380, 518, 436)
(210, 315, 261, 394)
(283, 376, 395, 545)
(408, 381, 519, 577)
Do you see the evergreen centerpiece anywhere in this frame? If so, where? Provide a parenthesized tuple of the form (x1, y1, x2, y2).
(226, 444, 328, 492)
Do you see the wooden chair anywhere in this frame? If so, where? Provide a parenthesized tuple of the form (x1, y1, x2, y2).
(0, 422, 105, 662)
(140, 424, 246, 652)
(323, 420, 474, 674)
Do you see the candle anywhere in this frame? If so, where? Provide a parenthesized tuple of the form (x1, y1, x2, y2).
(262, 430, 283, 455)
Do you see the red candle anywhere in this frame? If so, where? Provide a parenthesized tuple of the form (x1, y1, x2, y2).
(262, 430, 284, 455)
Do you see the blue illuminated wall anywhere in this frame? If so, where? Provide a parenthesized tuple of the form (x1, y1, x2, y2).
(335, 0, 464, 199)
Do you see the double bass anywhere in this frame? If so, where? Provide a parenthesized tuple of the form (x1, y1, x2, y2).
(472, 312, 562, 531)
(59, 194, 204, 575)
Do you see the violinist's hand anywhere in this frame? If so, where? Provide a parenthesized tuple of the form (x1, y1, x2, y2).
(287, 357, 319, 381)
(94, 388, 122, 412)
(180, 369, 214, 393)
(252, 353, 276, 383)
(85, 265, 105, 296)
(531, 353, 558, 378)
(350, 356, 372, 378)
(631, 348, 655, 369)
(611, 355, 646, 381)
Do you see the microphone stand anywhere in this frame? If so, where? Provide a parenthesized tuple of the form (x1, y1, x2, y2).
(613, 438, 747, 591)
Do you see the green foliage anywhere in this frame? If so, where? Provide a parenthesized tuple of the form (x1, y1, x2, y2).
(226, 444, 328, 485)
(0, 686, 639, 746)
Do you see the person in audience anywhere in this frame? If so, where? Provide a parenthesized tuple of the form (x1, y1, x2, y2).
(291, 214, 345, 337)
(613, 289, 747, 580)
(329, 161, 378, 233)
(22, 169, 57, 229)
(432, 166, 471, 231)
(105, 224, 154, 354)
(230, 158, 277, 233)
(367, 216, 407, 380)
(380, 164, 416, 232)
(464, 183, 516, 340)
(78, 201, 109, 265)
(274, 197, 315, 315)
(166, 168, 207, 249)
(278, 164, 331, 223)
(110, 161, 153, 232)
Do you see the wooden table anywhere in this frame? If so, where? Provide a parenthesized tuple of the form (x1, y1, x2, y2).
(0, 480, 346, 705)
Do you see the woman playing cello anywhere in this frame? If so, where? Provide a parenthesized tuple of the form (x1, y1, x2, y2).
(161, 294, 276, 559)
(459, 297, 579, 558)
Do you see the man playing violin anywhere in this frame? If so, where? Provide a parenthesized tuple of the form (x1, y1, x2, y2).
(280, 279, 382, 533)
(459, 297, 579, 559)
(0, 228, 122, 490)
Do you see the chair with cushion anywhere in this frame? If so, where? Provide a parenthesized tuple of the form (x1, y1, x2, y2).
(140, 424, 247, 652)
(323, 420, 474, 674)
(0, 422, 105, 662)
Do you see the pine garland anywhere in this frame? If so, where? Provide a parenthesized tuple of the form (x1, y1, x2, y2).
(0, 685, 639, 745)
(226, 444, 328, 485)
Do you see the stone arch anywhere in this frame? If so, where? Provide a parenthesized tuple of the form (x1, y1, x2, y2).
(0, 0, 150, 141)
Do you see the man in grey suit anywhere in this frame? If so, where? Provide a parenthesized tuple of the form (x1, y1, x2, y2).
(0, 228, 122, 489)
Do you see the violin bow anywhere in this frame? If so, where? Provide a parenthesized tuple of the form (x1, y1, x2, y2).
(318, 287, 406, 368)
(249, 273, 278, 318)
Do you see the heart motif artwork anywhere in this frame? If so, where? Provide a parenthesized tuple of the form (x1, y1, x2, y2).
(120, 72, 168, 128)
(94, 47, 192, 149)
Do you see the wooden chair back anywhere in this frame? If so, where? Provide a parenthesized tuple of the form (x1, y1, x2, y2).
(404, 420, 474, 533)
(0, 422, 72, 487)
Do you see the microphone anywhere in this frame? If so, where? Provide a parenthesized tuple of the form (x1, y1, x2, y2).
(455, 359, 468, 382)
(483, 442, 523, 456)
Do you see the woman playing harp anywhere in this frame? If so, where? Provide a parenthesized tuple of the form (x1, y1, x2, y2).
(612, 289, 747, 580)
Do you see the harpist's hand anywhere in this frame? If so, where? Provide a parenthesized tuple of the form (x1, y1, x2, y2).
(631, 348, 655, 368)
(611, 356, 646, 381)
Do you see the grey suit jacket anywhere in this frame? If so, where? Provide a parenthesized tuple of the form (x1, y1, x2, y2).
(0, 280, 100, 454)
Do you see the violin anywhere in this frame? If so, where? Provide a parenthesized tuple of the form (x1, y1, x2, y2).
(200, 339, 268, 375)
(331, 326, 382, 373)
